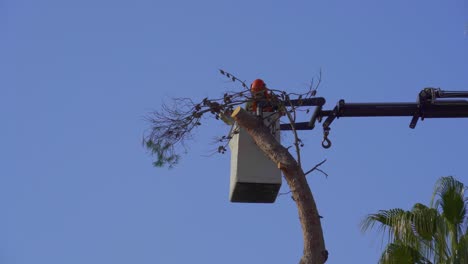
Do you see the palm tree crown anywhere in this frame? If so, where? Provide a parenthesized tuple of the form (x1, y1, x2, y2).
(361, 176, 467, 264)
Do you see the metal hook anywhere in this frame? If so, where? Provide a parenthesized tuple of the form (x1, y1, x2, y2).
(322, 128, 332, 149)
(322, 137, 331, 149)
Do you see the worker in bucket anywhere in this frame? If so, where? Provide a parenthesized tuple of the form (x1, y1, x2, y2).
(246, 79, 275, 113)
(221, 79, 278, 124)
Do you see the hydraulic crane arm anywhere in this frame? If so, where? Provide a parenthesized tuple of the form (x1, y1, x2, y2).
(278, 88, 468, 148)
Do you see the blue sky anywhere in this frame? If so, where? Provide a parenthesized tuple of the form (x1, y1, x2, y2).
(2, 0, 467, 263)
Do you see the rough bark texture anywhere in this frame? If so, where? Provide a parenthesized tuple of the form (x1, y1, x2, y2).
(231, 107, 327, 264)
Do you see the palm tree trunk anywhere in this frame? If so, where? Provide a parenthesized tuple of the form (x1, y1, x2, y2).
(232, 107, 327, 264)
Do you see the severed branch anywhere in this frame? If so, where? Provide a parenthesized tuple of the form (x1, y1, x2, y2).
(279, 159, 328, 197)
(144, 93, 249, 167)
(304, 159, 328, 177)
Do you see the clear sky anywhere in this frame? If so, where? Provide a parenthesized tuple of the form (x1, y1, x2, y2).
(2, 0, 467, 263)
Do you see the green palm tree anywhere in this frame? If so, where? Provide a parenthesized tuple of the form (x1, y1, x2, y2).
(361, 176, 468, 264)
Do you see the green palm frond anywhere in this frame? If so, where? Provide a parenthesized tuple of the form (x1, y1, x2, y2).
(455, 229, 468, 264)
(411, 203, 437, 241)
(431, 176, 467, 262)
(410, 203, 439, 260)
(361, 209, 405, 242)
(361, 208, 420, 248)
(431, 176, 466, 231)
(430, 215, 450, 264)
(379, 241, 432, 264)
(363, 176, 467, 264)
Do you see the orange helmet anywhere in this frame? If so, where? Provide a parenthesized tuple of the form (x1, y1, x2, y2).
(250, 79, 266, 93)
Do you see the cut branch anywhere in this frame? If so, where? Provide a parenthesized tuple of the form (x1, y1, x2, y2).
(305, 159, 328, 176)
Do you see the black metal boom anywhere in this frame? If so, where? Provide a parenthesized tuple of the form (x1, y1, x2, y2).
(278, 88, 468, 148)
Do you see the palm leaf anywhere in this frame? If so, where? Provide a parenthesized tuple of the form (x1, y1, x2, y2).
(363, 176, 467, 264)
(361, 209, 419, 248)
(379, 241, 432, 264)
(431, 176, 466, 232)
(410, 203, 439, 260)
(431, 176, 467, 261)
(453, 226, 468, 264)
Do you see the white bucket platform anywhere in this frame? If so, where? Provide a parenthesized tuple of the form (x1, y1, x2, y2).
(229, 113, 282, 203)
